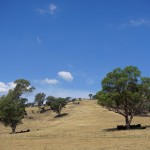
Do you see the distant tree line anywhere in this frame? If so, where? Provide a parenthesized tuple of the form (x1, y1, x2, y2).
(34, 93, 81, 116)
(34, 93, 67, 116)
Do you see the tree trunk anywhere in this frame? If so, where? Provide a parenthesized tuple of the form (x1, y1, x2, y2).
(58, 111, 61, 117)
(11, 126, 16, 134)
(125, 115, 130, 129)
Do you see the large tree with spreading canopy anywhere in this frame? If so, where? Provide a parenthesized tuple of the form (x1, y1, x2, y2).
(97, 66, 150, 129)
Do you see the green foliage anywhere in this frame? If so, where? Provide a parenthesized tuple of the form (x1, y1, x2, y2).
(72, 98, 76, 102)
(65, 97, 72, 102)
(0, 95, 26, 133)
(13, 79, 35, 99)
(46, 96, 56, 106)
(78, 98, 82, 101)
(34, 93, 46, 107)
(97, 66, 150, 128)
(0, 79, 34, 133)
(92, 95, 97, 99)
(50, 98, 67, 116)
(89, 94, 93, 99)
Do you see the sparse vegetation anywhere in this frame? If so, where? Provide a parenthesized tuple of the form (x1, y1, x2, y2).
(0, 66, 150, 149)
(1, 100, 150, 150)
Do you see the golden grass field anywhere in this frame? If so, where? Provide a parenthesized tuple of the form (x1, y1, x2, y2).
(1, 100, 150, 150)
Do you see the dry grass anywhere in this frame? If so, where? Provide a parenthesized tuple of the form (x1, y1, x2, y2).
(1, 100, 150, 150)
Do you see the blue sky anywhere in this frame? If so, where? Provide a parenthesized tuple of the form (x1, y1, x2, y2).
(0, 0, 150, 100)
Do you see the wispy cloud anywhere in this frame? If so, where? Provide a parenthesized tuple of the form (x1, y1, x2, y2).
(120, 18, 150, 28)
(0, 82, 16, 94)
(48, 3, 57, 14)
(36, 36, 42, 44)
(58, 71, 74, 81)
(37, 8, 47, 15)
(77, 72, 95, 85)
(42, 78, 59, 85)
(37, 3, 57, 15)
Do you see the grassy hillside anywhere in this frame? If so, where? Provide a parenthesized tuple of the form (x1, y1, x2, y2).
(0, 100, 150, 150)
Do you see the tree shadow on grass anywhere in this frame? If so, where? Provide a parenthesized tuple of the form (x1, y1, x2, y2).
(145, 125, 150, 128)
(103, 125, 150, 132)
(9, 129, 30, 134)
(103, 128, 117, 132)
(54, 113, 68, 118)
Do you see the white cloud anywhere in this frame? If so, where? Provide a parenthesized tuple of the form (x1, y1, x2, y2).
(129, 19, 148, 26)
(37, 3, 57, 15)
(42, 78, 59, 85)
(58, 71, 73, 81)
(120, 18, 150, 28)
(8, 82, 16, 88)
(48, 3, 57, 14)
(0, 82, 16, 94)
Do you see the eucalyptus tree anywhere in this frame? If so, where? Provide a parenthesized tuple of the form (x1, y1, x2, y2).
(97, 66, 150, 129)
(34, 92, 46, 108)
(89, 94, 93, 99)
(0, 79, 35, 133)
(46, 96, 56, 106)
(50, 97, 67, 116)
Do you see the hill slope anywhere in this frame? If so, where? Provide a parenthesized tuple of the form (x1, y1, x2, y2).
(0, 100, 150, 150)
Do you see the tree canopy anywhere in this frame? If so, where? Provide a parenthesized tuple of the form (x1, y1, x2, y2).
(46, 96, 56, 106)
(34, 92, 46, 108)
(89, 94, 93, 99)
(0, 79, 34, 133)
(50, 97, 67, 116)
(97, 66, 150, 128)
